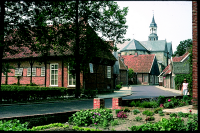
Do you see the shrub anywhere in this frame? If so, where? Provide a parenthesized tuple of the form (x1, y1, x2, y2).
(154, 107, 163, 114)
(133, 109, 140, 115)
(169, 113, 177, 118)
(117, 111, 127, 118)
(141, 101, 158, 108)
(0, 119, 29, 131)
(177, 112, 190, 118)
(111, 120, 118, 126)
(157, 96, 166, 105)
(123, 108, 130, 112)
(116, 84, 121, 90)
(30, 123, 69, 131)
(129, 117, 192, 131)
(1, 85, 69, 102)
(163, 101, 174, 108)
(135, 116, 142, 121)
(145, 116, 155, 121)
(142, 110, 154, 116)
(68, 108, 113, 127)
(129, 100, 141, 107)
(115, 109, 123, 114)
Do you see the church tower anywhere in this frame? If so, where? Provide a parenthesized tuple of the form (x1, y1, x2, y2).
(148, 14, 158, 41)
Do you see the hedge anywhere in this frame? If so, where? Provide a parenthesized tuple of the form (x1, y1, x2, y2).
(1, 85, 74, 102)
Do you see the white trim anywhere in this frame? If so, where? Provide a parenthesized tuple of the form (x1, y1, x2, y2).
(27, 67, 36, 76)
(180, 53, 190, 62)
(68, 65, 76, 86)
(15, 68, 23, 76)
(50, 63, 58, 86)
(41, 67, 45, 76)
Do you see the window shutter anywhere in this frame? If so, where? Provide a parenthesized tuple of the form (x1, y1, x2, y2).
(107, 66, 111, 78)
(41, 67, 45, 76)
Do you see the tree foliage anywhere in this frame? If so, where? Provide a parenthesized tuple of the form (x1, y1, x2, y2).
(173, 39, 192, 57)
(1, 1, 129, 98)
(174, 45, 193, 95)
(128, 68, 134, 79)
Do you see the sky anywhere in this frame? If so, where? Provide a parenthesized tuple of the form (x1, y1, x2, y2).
(115, 1, 192, 54)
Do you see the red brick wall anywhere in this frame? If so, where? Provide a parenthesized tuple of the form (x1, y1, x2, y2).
(85, 64, 114, 90)
(1, 59, 84, 88)
(192, 1, 198, 109)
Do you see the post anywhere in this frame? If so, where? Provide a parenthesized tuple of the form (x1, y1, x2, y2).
(112, 97, 122, 109)
(93, 98, 105, 109)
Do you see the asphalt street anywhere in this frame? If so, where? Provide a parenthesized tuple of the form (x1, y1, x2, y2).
(0, 85, 181, 118)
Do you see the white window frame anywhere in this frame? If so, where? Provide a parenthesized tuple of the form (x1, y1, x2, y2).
(50, 63, 58, 86)
(107, 66, 111, 78)
(41, 67, 45, 76)
(27, 67, 36, 76)
(15, 68, 23, 76)
(68, 65, 76, 87)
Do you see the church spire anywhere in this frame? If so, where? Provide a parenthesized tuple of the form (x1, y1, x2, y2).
(148, 12, 158, 41)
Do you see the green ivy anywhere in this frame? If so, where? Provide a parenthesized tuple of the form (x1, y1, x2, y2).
(174, 49, 193, 96)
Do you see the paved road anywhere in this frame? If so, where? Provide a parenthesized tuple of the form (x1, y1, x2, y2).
(0, 85, 181, 119)
(123, 85, 181, 100)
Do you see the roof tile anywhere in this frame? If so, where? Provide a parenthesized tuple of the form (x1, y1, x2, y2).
(122, 54, 155, 73)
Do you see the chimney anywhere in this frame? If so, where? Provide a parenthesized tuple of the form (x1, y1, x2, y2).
(134, 52, 138, 57)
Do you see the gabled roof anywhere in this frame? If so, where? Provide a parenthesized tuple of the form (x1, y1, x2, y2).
(159, 51, 190, 76)
(120, 39, 148, 52)
(139, 40, 167, 52)
(3, 24, 116, 61)
(172, 52, 190, 62)
(122, 54, 155, 73)
(118, 57, 127, 70)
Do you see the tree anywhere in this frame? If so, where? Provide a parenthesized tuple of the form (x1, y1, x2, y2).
(173, 39, 192, 57)
(128, 68, 134, 79)
(1, 1, 129, 98)
(28, 1, 129, 97)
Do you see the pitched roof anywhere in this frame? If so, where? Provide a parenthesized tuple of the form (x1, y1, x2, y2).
(139, 40, 167, 52)
(159, 51, 190, 76)
(120, 39, 148, 52)
(172, 51, 190, 62)
(118, 57, 127, 70)
(3, 25, 116, 61)
(150, 14, 157, 27)
(122, 54, 155, 73)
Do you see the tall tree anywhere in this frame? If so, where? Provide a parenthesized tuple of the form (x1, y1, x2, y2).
(1, 1, 129, 98)
(173, 39, 192, 57)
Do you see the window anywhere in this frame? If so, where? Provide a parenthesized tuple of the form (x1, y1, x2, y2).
(107, 66, 111, 78)
(27, 67, 36, 76)
(143, 75, 148, 82)
(41, 67, 45, 76)
(15, 68, 23, 76)
(50, 64, 58, 86)
(68, 65, 76, 86)
(89, 63, 93, 73)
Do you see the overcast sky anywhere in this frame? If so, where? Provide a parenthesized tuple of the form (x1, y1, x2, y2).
(115, 1, 192, 54)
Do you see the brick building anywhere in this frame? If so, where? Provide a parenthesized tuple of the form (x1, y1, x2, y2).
(122, 53, 160, 85)
(2, 23, 117, 91)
